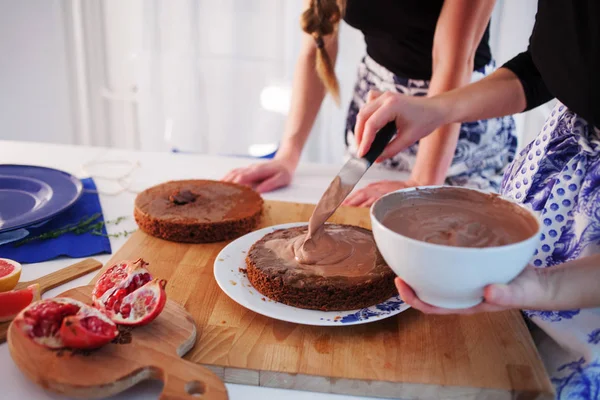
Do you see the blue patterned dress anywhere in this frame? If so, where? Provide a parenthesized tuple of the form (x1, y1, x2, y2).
(502, 103, 600, 399)
(345, 56, 517, 192)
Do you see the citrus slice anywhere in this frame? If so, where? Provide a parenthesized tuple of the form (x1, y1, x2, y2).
(0, 258, 21, 292)
(0, 283, 40, 322)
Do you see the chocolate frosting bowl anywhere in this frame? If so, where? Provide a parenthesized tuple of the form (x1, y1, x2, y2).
(370, 186, 541, 309)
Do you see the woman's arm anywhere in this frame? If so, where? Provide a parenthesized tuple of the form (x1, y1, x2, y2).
(276, 10, 339, 168)
(411, 0, 496, 185)
(344, 61, 526, 206)
(397, 255, 600, 314)
(354, 67, 526, 160)
(342, 0, 497, 207)
(223, 0, 338, 192)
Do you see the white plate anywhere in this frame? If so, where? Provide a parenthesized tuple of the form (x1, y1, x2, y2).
(214, 222, 410, 326)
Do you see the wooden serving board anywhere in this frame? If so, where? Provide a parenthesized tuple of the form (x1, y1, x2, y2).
(8, 285, 228, 399)
(0, 258, 103, 343)
(93, 200, 554, 399)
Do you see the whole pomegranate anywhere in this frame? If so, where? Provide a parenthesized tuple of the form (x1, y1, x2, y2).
(13, 298, 118, 349)
(93, 258, 167, 326)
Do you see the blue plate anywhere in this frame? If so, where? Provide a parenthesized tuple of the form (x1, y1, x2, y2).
(0, 165, 83, 233)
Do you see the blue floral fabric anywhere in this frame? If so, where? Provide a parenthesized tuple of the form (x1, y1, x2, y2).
(502, 103, 600, 399)
(345, 56, 517, 192)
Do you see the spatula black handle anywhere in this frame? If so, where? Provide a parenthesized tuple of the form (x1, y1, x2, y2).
(362, 122, 397, 165)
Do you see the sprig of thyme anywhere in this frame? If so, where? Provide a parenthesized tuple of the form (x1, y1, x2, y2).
(12, 215, 136, 247)
(91, 229, 137, 239)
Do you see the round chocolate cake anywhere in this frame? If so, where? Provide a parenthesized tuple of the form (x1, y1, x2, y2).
(134, 180, 263, 243)
(246, 224, 396, 311)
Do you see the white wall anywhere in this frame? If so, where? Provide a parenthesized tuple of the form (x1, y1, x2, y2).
(0, 0, 74, 145)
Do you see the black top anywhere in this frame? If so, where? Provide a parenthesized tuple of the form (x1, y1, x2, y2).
(503, 0, 600, 128)
(343, 0, 492, 80)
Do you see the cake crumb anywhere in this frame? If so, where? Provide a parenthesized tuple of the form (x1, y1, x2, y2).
(334, 316, 341, 321)
(229, 280, 237, 286)
(218, 258, 224, 262)
(112, 325, 133, 345)
(70, 348, 93, 357)
(248, 290, 253, 295)
(261, 297, 266, 301)
(238, 268, 247, 274)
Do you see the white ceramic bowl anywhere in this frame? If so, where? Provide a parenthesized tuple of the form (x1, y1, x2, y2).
(370, 186, 541, 309)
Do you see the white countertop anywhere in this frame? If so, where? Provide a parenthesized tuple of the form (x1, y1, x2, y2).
(0, 140, 408, 400)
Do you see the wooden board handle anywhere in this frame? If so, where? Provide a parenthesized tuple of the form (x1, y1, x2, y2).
(18, 258, 103, 293)
(156, 354, 228, 400)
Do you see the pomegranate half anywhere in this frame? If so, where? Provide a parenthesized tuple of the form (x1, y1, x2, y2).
(13, 298, 118, 349)
(93, 259, 167, 326)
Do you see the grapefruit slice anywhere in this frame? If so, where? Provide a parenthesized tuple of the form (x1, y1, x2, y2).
(0, 258, 21, 292)
(0, 283, 40, 322)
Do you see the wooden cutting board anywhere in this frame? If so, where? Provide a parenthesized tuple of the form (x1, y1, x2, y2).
(8, 285, 228, 399)
(0, 258, 103, 343)
(93, 200, 554, 399)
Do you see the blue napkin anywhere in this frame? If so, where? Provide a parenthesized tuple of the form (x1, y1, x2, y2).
(0, 178, 112, 263)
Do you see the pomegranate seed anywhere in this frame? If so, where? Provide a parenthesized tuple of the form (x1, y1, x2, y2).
(23, 300, 80, 339)
(120, 304, 131, 318)
(80, 316, 115, 336)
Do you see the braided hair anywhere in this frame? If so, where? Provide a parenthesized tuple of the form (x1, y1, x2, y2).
(300, 0, 345, 105)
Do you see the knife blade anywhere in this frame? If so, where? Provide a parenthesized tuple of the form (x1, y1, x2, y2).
(329, 120, 398, 201)
(306, 122, 397, 237)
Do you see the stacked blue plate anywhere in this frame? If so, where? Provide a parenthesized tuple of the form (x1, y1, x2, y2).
(0, 165, 83, 234)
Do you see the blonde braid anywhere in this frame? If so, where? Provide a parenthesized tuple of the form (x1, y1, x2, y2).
(300, 0, 344, 105)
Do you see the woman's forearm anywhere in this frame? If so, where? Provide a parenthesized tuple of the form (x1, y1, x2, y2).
(354, 68, 526, 161)
(546, 255, 600, 309)
(492, 255, 600, 310)
(410, 0, 495, 185)
(411, 64, 471, 185)
(276, 33, 338, 167)
(435, 67, 527, 126)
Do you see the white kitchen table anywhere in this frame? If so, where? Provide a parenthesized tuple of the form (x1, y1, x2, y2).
(0, 140, 409, 400)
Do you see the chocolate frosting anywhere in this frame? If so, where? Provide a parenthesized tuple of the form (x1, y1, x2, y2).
(251, 225, 388, 288)
(298, 176, 356, 264)
(380, 188, 538, 248)
(260, 173, 373, 275)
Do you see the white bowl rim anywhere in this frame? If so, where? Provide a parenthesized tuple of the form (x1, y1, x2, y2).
(369, 185, 542, 253)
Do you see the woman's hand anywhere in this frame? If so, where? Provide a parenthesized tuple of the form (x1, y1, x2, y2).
(397, 255, 600, 314)
(222, 158, 295, 193)
(395, 267, 544, 315)
(342, 179, 421, 208)
(354, 90, 446, 162)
